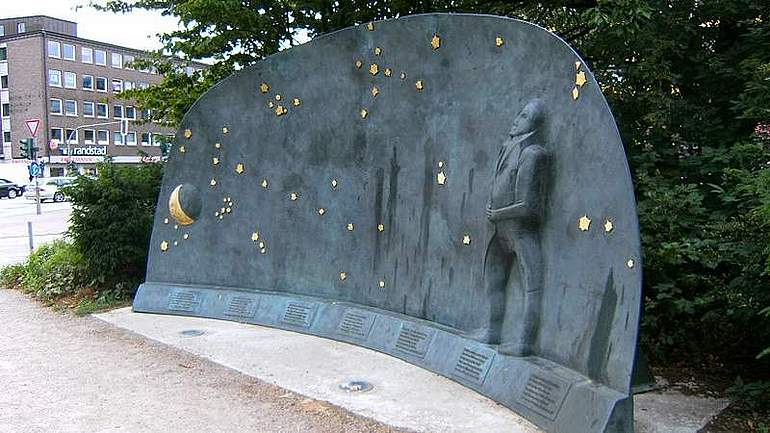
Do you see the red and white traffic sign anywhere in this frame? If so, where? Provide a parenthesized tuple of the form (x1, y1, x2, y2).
(25, 118, 41, 138)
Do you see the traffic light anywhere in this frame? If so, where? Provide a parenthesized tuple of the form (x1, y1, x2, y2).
(19, 138, 38, 160)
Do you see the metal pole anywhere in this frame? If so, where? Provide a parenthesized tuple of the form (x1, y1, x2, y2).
(34, 176, 41, 215)
(27, 221, 34, 252)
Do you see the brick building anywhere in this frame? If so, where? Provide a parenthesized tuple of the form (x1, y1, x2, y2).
(0, 15, 199, 177)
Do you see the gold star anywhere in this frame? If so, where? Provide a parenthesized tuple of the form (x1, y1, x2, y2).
(214, 211, 219, 217)
(163, 218, 169, 224)
(431, 34, 441, 50)
(355, 59, 363, 69)
(626, 259, 635, 269)
(259, 82, 269, 93)
(258, 241, 265, 249)
(183, 129, 192, 139)
(369, 63, 379, 75)
(378, 280, 386, 289)
(214, 142, 221, 149)
(437, 171, 447, 185)
(495, 36, 504, 47)
(318, 208, 326, 216)
(339, 272, 348, 281)
(251, 232, 260, 241)
(438, 160, 444, 168)
(290, 192, 299, 201)
(160, 241, 169, 252)
(360, 108, 368, 119)
(275, 94, 282, 101)
(384, 68, 392, 77)
(219, 214, 224, 220)
(220, 207, 225, 214)
(260, 247, 267, 254)
(366, 22, 374, 31)
(292, 98, 301, 106)
(268, 101, 275, 108)
(261, 179, 269, 189)
(225, 207, 231, 213)
(212, 157, 219, 165)
(275, 106, 286, 116)
(371, 86, 380, 97)
(222, 127, 229, 134)
(415, 80, 424, 91)
(183, 233, 189, 240)
(179, 146, 186, 153)
(578, 215, 591, 231)
(462, 234, 471, 245)
(331, 179, 338, 189)
(604, 219, 614, 233)
(374, 47, 382, 56)
(400, 72, 407, 80)
(576, 71, 587, 87)
(210, 178, 217, 187)
(347, 223, 354, 231)
(572, 87, 579, 100)
(377, 223, 385, 232)
(235, 163, 245, 174)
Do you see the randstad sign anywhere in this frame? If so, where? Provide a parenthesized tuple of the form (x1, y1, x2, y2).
(61, 146, 107, 156)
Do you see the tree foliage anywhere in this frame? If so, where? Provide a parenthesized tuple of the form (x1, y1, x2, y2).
(91, 0, 770, 373)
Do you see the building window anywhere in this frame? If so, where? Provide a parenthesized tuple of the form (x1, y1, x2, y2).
(17, 22, 26, 33)
(124, 54, 135, 69)
(126, 131, 137, 146)
(141, 109, 152, 120)
(94, 49, 106, 66)
(81, 47, 93, 64)
(97, 130, 109, 145)
(62, 43, 75, 61)
(63, 71, 76, 89)
(0, 75, 7, 89)
(82, 74, 93, 90)
(0, 47, 6, 61)
(95, 76, 107, 92)
(113, 105, 124, 119)
(50, 128, 63, 143)
(96, 103, 108, 118)
(113, 131, 124, 145)
(125, 106, 136, 119)
(65, 129, 78, 144)
(47, 41, 61, 58)
(1, 103, 9, 117)
(141, 132, 151, 146)
(111, 52, 122, 68)
(64, 100, 77, 116)
(0, 25, 4, 37)
(48, 69, 62, 87)
(83, 129, 95, 144)
(111, 79, 123, 93)
(3, 131, 10, 143)
(50, 98, 63, 115)
(83, 101, 94, 117)
(124, 80, 134, 91)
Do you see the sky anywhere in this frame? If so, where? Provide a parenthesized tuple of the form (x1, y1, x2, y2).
(2, 0, 180, 51)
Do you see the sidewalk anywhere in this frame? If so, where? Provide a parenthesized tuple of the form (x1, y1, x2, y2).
(0, 289, 406, 433)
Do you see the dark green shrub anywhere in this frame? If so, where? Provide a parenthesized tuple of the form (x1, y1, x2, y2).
(0, 263, 26, 290)
(64, 160, 163, 294)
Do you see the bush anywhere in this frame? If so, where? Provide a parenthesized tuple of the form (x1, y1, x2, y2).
(64, 160, 163, 294)
(0, 240, 86, 302)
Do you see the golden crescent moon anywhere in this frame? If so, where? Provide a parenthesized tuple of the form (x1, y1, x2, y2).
(169, 185, 195, 226)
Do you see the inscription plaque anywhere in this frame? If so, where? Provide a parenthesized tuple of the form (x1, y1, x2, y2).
(453, 346, 496, 385)
(224, 295, 259, 319)
(337, 309, 376, 340)
(167, 290, 201, 313)
(394, 324, 435, 359)
(518, 371, 572, 421)
(280, 302, 317, 328)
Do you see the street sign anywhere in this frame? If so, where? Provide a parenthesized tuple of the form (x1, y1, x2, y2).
(28, 162, 41, 177)
(25, 118, 41, 138)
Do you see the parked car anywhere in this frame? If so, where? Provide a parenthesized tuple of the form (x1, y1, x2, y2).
(0, 178, 25, 199)
(24, 177, 75, 202)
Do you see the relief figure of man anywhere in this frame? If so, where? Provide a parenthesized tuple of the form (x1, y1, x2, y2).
(480, 99, 548, 356)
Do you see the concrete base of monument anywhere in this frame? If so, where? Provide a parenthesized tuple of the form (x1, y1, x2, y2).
(95, 307, 728, 433)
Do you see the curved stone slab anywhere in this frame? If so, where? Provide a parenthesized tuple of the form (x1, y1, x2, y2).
(134, 13, 641, 433)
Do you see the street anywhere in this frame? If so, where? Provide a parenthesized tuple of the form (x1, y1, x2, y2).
(0, 197, 71, 267)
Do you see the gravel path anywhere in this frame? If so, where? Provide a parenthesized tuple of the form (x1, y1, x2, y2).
(0, 289, 409, 433)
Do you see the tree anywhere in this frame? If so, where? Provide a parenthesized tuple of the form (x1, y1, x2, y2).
(92, 0, 770, 374)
